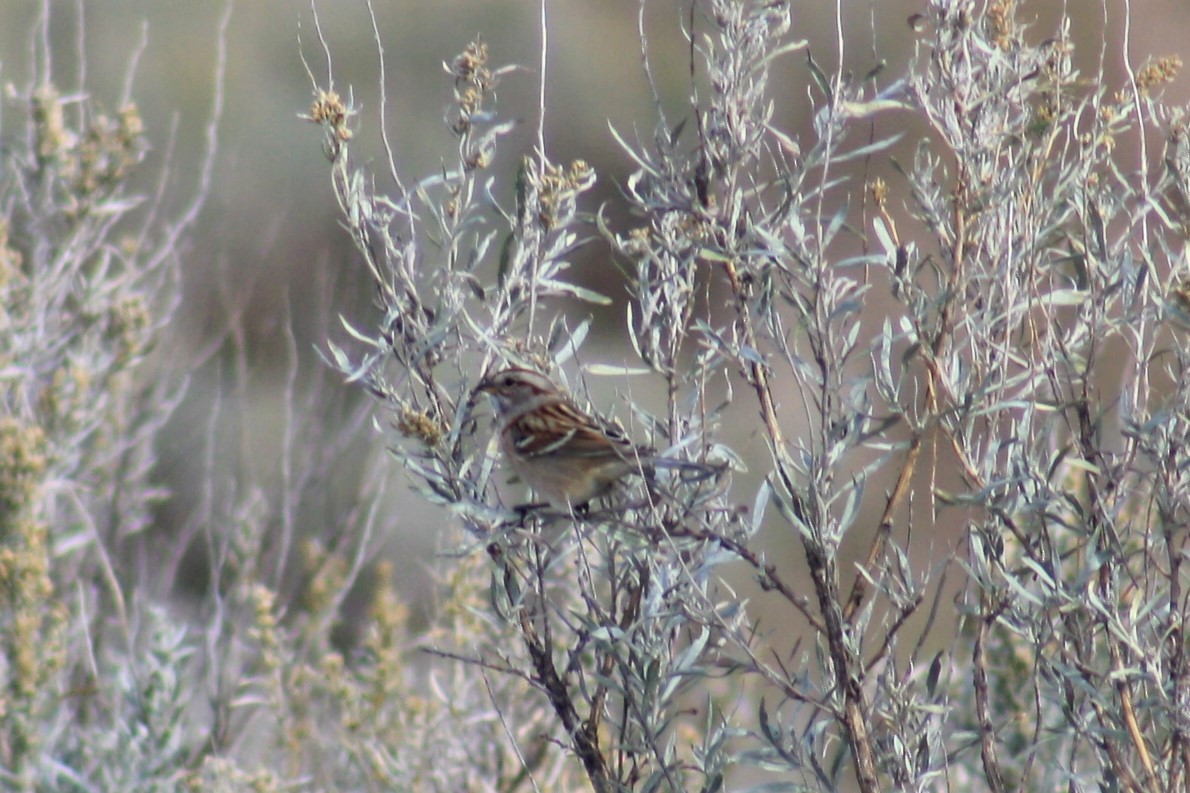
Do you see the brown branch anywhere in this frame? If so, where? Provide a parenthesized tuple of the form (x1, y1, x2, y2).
(1103, 556, 1158, 783)
(720, 255, 880, 793)
(973, 595, 1006, 793)
(518, 607, 609, 791)
(658, 523, 824, 633)
(488, 542, 610, 791)
(842, 428, 923, 623)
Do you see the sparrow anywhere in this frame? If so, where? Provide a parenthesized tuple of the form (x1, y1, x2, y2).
(477, 367, 717, 509)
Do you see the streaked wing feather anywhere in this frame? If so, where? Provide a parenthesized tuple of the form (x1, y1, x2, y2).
(509, 400, 637, 460)
(516, 425, 577, 456)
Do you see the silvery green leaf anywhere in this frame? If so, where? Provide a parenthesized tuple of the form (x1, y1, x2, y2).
(584, 363, 652, 376)
(538, 278, 612, 305)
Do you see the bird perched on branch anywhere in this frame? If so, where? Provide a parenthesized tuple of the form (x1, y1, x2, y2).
(478, 367, 720, 510)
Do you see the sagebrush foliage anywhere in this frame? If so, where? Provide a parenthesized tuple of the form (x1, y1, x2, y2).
(306, 1, 1190, 790)
(2, 1, 1187, 792)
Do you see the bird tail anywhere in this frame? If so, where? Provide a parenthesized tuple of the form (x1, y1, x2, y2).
(648, 457, 728, 482)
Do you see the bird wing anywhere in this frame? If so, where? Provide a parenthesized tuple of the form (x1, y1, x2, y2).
(510, 400, 639, 461)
